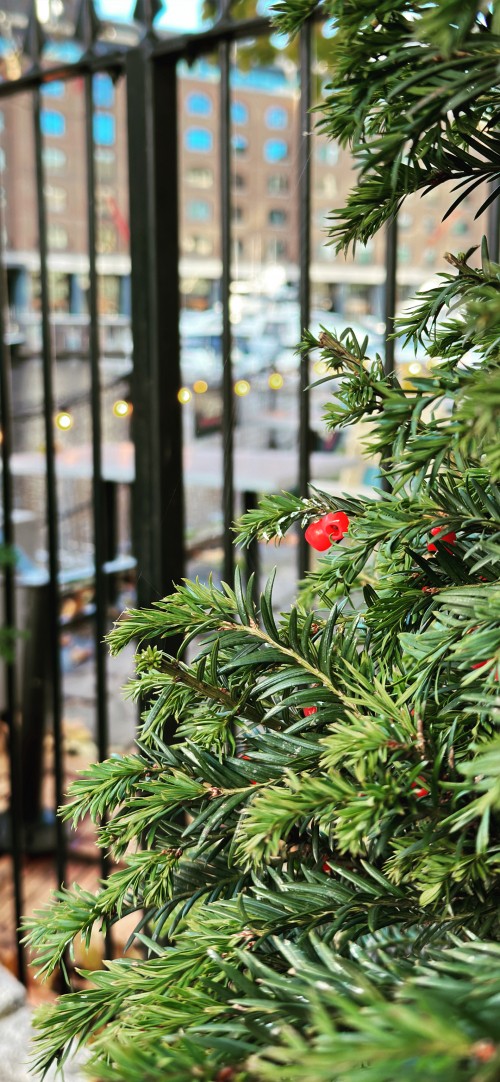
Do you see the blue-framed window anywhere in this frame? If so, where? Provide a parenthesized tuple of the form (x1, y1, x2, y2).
(187, 199, 212, 222)
(93, 74, 115, 108)
(187, 92, 212, 116)
(94, 113, 115, 146)
(264, 139, 288, 163)
(231, 101, 248, 125)
(40, 110, 65, 137)
(185, 128, 213, 153)
(41, 80, 65, 99)
(265, 105, 287, 130)
(232, 133, 248, 155)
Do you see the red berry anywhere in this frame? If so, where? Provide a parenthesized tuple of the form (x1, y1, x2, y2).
(305, 511, 350, 551)
(427, 527, 456, 553)
(472, 1040, 496, 1064)
(322, 860, 332, 874)
(239, 754, 252, 760)
(411, 780, 429, 798)
(322, 511, 349, 537)
(304, 520, 331, 551)
(471, 661, 499, 680)
(303, 706, 317, 716)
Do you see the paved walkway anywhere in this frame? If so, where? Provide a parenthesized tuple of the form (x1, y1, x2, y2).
(0, 968, 85, 1082)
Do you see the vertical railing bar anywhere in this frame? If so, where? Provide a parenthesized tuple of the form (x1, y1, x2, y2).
(383, 217, 398, 381)
(127, 45, 161, 610)
(382, 216, 398, 491)
(487, 191, 500, 261)
(0, 256, 25, 983)
(219, 40, 234, 584)
(33, 89, 66, 889)
(298, 20, 312, 579)
(127, 46, 184, 688)
(84, 72, 111, 895)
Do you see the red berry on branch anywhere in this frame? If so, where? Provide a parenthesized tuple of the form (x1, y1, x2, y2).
(427, 527, 457, 553)
(322, 510, 350, 536)
(303, 706, 318, 716)
(216, 1069, 236, 1082)
(472, 1040, 496, 1064)
(305, 510, 350, 551)
(471, 661, 499, 680)
(411, 780, 430, 798)
(304, 520, 331, 551)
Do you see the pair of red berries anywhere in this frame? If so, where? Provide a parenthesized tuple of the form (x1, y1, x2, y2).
(305, 511, 350, 552)
(427, 526, 456, 553)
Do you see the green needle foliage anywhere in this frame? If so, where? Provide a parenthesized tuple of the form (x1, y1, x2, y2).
(25, 2, 500, 1079)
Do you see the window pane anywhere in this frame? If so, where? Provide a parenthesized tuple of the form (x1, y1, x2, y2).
(94, 113, 115, 146)
(41, 80, 65, 98)
(93, 74, 115, 108)
(186, 128, 213, 152)
(42, 146, 67, 170)
(316, 140, 339, 165)
(266, 238, 287, 259)
(187, 199, 212, 222)
(267, 174, 288, 194)
(231, 101, 248, 125)
(47, 224, 68, 249)
(186, 166, 213, 188)
(268, 208, 287, 226)
(264, 139, 288, 163)
(44, 184, 67, 212)
(231, 133, 248, 155)
(265, 105, 287, 129)
(187, 92, 212, 116)
(94, 147, 116, 178)
(40, 109, 65, 137)
(182, 234, 214, 256)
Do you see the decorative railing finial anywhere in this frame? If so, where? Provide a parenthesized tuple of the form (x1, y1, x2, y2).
(22, 0, 45, 64)
(133, 0, 163, 34)
(74, 0, 100, 50)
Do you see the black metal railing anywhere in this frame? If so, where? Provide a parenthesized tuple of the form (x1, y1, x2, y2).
(0, 0, 494, 983)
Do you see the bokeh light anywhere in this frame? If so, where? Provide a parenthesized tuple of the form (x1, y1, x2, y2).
(268, 372, 284, 390)
(177, 387, 192, 404)
(55, 410, 73, 431)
